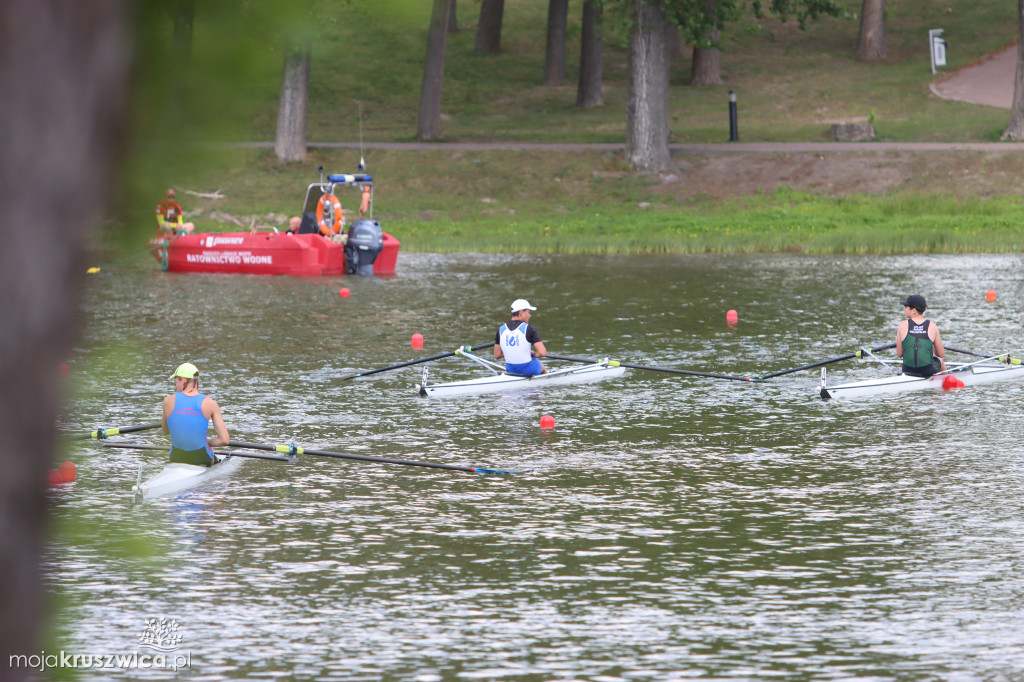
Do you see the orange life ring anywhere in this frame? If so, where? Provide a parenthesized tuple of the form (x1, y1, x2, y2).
(316, 193, 343, 235)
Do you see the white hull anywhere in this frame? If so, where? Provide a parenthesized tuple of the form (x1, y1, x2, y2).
(820, 361, 1024, 399)
(419, 362, 626, 398)
(133, 456, 240, 500)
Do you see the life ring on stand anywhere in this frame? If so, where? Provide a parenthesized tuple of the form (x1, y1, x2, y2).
(316, 193, 343, 235)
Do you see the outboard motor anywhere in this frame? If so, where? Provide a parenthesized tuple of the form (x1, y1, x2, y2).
(344, 219, 383, 276)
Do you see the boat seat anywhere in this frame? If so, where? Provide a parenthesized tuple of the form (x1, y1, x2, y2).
(298, 211, 320, 235)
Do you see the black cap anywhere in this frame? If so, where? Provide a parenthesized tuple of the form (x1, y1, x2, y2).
(901, 294, 927, 312)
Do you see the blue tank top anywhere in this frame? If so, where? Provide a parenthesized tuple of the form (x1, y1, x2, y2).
(167, 392, 213, 456)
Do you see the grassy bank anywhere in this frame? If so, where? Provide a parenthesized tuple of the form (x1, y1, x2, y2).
(108, 146, 1024, 256)
(106, 0, 1024, 256)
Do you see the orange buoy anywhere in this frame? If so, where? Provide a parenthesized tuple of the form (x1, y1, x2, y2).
(726, 309, 739, 324)
(47, 470, 65, 487)
(339, 287, 350, 298)
(539, 415, 555, 429)
(411, 333, 424, 350)
(986, 289, 996, 302)
(59, 461, 76, 483)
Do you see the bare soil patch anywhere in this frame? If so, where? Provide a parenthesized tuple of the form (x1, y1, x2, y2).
(657, 151, 1024, 202)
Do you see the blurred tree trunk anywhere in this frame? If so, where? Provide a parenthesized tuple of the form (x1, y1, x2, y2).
(856, 0, 886, 60)
(1003, 0, 1024, 139)
(172, 0, 193, 55)
(544, 0, 569, 86)
(626, 0, 672, 172)
(417, 0, 452, 141)
(576, 0, 604, 107)
(475, 0, 504, 54)
(0, 0, 130, 677)
(690, 34, 722, 84)
(690, 0, 722, 85)
(274, 44, 311, 162)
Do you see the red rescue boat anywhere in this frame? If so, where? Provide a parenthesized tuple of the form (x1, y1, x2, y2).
(150, 172, 399, 276)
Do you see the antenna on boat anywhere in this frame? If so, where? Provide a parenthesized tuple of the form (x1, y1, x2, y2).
(357, 100, 366, 171)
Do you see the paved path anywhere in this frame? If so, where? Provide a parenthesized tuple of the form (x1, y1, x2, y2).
(932, 44, 1016, 109)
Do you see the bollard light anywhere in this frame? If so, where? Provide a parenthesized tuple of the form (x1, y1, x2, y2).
(728, 90, 739, 142)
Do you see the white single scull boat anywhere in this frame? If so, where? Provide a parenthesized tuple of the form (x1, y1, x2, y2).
(819, 352, 1024, 400)
(418, 351, 626, 398)
(133, 455, 241, 500)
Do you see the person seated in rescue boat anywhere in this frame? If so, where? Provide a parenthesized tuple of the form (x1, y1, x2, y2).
(155, 188, 195, 236)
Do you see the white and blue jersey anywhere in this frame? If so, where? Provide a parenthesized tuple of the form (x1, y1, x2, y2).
(497, 321, 543, 375)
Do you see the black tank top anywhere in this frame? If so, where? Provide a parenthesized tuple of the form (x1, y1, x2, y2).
(902, 319, 935, 374)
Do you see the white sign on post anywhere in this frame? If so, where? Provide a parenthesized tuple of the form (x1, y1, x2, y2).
(929, 29, 946, 74)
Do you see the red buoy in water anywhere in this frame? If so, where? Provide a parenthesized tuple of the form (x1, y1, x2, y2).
(411, 333, 424, 350)
(540, 415, 555, 429)
(942, 375, 965, 390)
(59, 461, 76, 483)
(58, 363, 69, 378)
(47, 470, 65, 487)
(726, 309, 739, 324)
(339, 287, 350, 298)
(986, 289, 996, 302)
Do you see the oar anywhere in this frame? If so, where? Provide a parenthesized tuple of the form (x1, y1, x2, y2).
(86, 244, 162, 274)
(227, 440, 526, 475)
(80, 422, 162, 440)
(758, 343, 897, 379)
(945, 346, 993, 359)
(100, 441, 294, 462)
(545, 353, 761, 383)
(340, 342, 495, 380)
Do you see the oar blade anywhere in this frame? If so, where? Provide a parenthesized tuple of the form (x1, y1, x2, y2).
(472, 467, 532, 476)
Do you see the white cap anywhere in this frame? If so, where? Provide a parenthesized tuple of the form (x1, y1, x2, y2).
(510, 298, 537, 313)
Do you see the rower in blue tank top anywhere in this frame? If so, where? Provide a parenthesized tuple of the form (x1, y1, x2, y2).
(495, 298, 547, 376)
(895, 294, 946, 378)
(162, 362, 230, 466)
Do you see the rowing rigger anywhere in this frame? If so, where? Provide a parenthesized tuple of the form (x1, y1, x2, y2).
(819, 350, 1024, 399)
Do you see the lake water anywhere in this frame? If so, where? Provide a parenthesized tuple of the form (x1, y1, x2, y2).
(51, 252, 1024, 680)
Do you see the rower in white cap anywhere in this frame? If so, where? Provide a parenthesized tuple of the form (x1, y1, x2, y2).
(495, 299, 547, 375)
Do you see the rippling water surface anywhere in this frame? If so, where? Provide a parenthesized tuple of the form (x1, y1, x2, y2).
(52, 253, 1024, 680)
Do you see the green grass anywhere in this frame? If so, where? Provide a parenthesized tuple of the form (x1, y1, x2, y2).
(104, 0, 1024, 256)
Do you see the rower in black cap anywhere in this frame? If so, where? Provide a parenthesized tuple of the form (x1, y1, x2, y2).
(896, 294, 946, 377)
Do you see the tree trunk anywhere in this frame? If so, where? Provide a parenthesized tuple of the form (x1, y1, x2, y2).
(274, 45, 311, 163)
(626, 0, 672, 172)
(448, 0, 458, 32)
(576, 0, 604, 107)
(417, 0, 452, 141)
(856, 0, 886, 60)
(690, 0, 722, 85)
(1003, 1, 1024, 139)
(544, 0, 569, 87)
(172, 0, 193, 56)
(0, 0, 130, 676)
(475, 0, 504, 54)
(690, 35, 722, 85)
